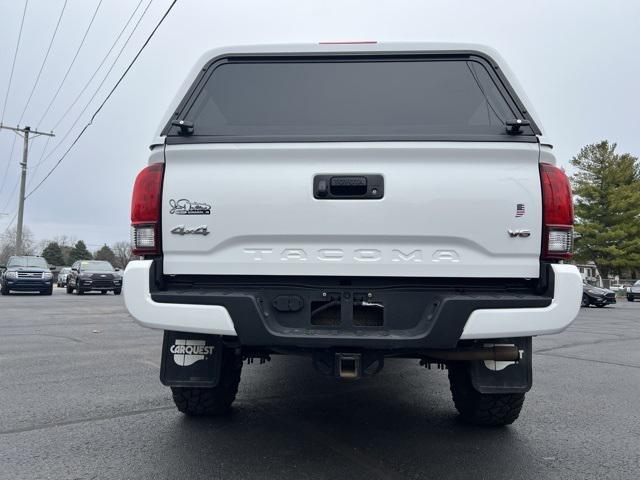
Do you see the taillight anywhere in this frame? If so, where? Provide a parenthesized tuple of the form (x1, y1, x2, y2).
(131, 163, 164, 256)
(540, 162, 573, 260)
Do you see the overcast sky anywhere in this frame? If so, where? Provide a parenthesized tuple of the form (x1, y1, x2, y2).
(0, 0, 639, 250)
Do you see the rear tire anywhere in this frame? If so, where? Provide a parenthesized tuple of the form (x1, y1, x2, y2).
(448, 363, 525, 427)
(171, 349, 242, 416)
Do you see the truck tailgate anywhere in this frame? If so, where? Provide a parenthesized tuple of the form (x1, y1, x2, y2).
(161, 142, 541, 278)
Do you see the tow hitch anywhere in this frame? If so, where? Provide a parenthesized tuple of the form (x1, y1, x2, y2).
(335, 353, 361, 379)
(313, 351, 384, 379)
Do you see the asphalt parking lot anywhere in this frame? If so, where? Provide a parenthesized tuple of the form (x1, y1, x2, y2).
(1, 289, 639, 479)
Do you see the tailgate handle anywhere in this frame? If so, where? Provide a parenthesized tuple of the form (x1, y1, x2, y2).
(331, 176, 367, 196)
(314, 174, 384, 200)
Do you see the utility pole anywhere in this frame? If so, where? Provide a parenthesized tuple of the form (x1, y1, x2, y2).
(0, 124, 54, 255)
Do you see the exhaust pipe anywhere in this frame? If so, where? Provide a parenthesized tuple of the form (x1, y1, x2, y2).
(423, 345, 520, 362)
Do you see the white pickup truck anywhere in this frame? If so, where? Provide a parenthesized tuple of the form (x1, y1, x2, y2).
(124, 42, 582, 426)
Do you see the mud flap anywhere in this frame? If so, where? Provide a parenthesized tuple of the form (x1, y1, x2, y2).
(160, 331, 223, 387)
(470, 337, 532, 394)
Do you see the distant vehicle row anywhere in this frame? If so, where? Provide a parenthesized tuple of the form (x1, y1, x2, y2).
(0, 256, 121, 295)
(580, 280, 640, 307)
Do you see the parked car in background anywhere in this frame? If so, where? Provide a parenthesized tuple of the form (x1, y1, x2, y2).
(628, 281, 640, 302)
(608, 283, 628, 294)
(0, 256, 54, 295)
(57, 267, 72, 287)
(582, 282, 616, 307)
(66, 260, 122, 295)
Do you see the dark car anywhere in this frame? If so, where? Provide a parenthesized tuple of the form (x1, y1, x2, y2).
(66, 260, 122, 295)
(0, 256, 54, 295)
(581, 282, 616, 308)
(628, 280, 640, 302)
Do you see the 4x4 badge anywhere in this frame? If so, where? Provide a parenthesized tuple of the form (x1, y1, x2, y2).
(169, 198, 211, 215)
(171, 225, 210, 236)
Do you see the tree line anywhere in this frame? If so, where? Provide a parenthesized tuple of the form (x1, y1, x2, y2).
(572, 141, 640, 279)
(0, 228, 132, 269)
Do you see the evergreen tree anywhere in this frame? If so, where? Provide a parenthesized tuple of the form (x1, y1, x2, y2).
(68, 240, 93, 263)
(571, 141, 640, 277)
(41, 242, 66, 266)
(94, 244, 116, 265)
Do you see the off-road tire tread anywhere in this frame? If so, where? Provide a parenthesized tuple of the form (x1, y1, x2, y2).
(171, 350, 242, 416)
(448, 363, 525, 427)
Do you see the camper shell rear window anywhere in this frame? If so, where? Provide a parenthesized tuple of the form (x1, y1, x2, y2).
(163, 52, 539, 143)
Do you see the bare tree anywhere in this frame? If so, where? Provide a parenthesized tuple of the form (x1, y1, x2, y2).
(112, 241, 133, 269)
(0, 226, 36, 264)
(52, 234, 76, 247)
(51, 235, 77, 266)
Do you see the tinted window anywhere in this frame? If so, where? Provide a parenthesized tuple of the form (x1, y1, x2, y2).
(80, 261, 114, 272)
(7, 256, 48, 268)
(173, 57, 526, 140)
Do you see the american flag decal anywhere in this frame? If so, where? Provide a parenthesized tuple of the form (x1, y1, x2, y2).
(516, 203, 525, 217)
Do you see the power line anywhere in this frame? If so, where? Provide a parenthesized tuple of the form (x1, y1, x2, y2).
(16, 0, 68, 125)
(1, 211, 18, 237)
(26, 0, 178, 200)
(0, 0, 29, 124)
(44, 0, 145, 132)
(0, 125, 55, 254)
(1, 177, 19, 214)
(0, 135, 18, 197)
(27, 135, 52, 188)
(1, 0, 61, 203)
(0, 0, 29, 203)
(35, 0, 155, 167)
(1, 135, 48, 207)
(34, 0, 103, 129)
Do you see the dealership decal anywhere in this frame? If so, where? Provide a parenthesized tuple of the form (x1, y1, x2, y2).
(169, 198, 211, 215)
